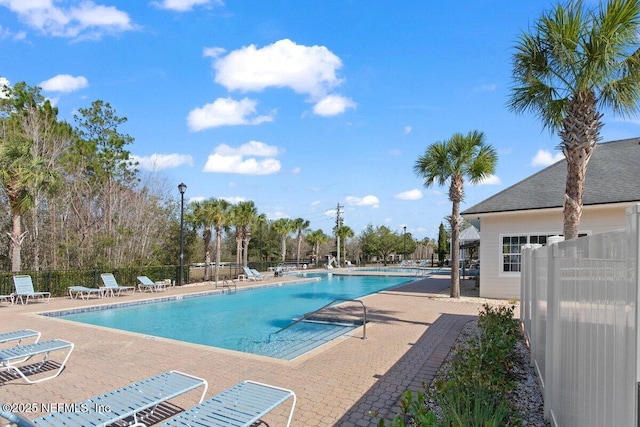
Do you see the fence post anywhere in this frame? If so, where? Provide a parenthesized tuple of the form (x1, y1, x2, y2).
(626, 204, 640, 426)
(544, 235, 564, 422)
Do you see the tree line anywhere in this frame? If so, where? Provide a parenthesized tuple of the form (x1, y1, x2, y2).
(0, 82, 439, 275)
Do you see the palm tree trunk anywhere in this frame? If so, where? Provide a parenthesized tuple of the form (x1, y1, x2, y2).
(9, 213, 26, 272)
(243, 235, 250, 267)
(214, 229, 222, 283)
(281, 236, 286, 262)
(449, 206, 460, 299)
(449, 178, 463, 298)
(559, 91, 601, 240)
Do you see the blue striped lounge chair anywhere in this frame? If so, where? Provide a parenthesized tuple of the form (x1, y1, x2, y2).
(0, 370, 208, 427)
(100, 273, 135, 296)
(157, 380, 296, 427)
(12, 275, 50, 305)
(137, 276, 168, 293)
(0, 339, 74, 384)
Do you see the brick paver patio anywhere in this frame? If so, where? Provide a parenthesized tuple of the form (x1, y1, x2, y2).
(0, 273, 487, 426)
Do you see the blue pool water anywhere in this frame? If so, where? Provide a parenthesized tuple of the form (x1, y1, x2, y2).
(58, 274, 412, 359)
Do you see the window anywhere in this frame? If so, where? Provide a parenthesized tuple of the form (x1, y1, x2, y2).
(502, 236, 527, 272)
(501, 233, 588, 273)
(501, 234, 559, 273)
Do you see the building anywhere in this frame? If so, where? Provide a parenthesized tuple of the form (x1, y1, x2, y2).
(461, 137, 640, 299)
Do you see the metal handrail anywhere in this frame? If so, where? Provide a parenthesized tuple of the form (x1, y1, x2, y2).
(218, 276, 236, 293)
(269, 298, 367, 341)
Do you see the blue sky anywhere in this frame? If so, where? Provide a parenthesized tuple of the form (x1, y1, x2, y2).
(2, 0, 638, 240)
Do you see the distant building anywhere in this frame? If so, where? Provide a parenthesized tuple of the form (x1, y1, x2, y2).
(462, 137, 640, 299)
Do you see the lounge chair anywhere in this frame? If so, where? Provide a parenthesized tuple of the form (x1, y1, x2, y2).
(100, 273, 135, 296)
(0, 370, 208, 427)
(0, 329, 41, 364)
(0, 294, 13, 305)
(241, 266, 257, 281)
(12, 275, 51, 305)
(250, 268, 265, 280)
(0, 329, 40, 347)
(68, 285, 105, 300)
(0, 339, 74, 384)
(137, 276, 168, 293)
(157, 380, 296, 427)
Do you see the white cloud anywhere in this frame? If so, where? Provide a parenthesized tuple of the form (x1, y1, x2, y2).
(292, 166, 301, 174)
(1, 0, 134, 39)
(187, 97, 274, 131)
(475, 174, 502, 185)
(203, 46, 225, 58)
(39, 74, 88, 92)
(310, 200, 320, 207)
(221, 196, 245, 204)
(153, 0, 223, 12)
(216, 140, 280, 157)
(213, 39, 343, 99)
(388, 149, 401, 156)
(473, 83, 497, 92)
(345, 195, 380, 208)
(132, 153, 194, 171)
(0, 24, 25, 40)
(312, 94, 356, 116)
(403, 126, 412, 135)
(203, 141, 281, 175)
(531, 149, 564, 167)
(394, 189, 423, 200)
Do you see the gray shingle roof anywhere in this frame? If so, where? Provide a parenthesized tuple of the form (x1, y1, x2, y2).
(462, 137, 640, 215)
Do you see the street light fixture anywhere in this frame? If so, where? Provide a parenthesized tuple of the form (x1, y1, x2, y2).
(178, 183, 187, 286)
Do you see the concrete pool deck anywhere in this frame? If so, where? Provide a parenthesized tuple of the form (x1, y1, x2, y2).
(0, 272, 504, 426)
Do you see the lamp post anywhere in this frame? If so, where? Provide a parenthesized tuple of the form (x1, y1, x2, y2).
(403, 226, 407, 261)
(178, 183, 187, 286)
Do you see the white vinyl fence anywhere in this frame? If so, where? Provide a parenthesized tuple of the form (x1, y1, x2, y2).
(521, 204, 640, 427)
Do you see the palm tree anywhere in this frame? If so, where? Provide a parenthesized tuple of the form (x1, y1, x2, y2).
(189, 200, 214, 280)
(0, 83, 61, 272)
(509, 0, 640, 240)
(231, 200, 259, 270)
(291, 218, 310, 268)
(210, 198, 231, 283)
(271, 218, 293, 262)
(305, 229, 329, 265)
(335, 225, 354, 266)
(414, 131, 497, 298)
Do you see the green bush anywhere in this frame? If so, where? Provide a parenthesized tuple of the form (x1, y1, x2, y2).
(374, 303, 521, 427)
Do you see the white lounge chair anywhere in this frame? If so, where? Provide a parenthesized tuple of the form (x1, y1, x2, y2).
(12, 275, 50, 305)
(0, 370, 208, 426)
(68, 286, 105, 300)
(242, 266, 258, 281)
(0, 329, 40, 346)
(0, 294, 13, 306)
(100, 273, 135, 296)
(0, 339, 74, 384)
(250, 268, 265, 280)
(137, 276, 168, 293)
(156, 380, 296, 427)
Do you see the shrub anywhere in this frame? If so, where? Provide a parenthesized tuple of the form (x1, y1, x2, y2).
(374, 303, 521, 426)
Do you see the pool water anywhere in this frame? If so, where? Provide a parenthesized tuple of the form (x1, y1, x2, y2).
(59, 274, 412, 359)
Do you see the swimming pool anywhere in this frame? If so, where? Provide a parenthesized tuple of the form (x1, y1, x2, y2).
(54, 274, 413, 360)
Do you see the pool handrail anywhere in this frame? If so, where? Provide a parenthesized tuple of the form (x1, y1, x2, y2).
(269, 298, 367, 341)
